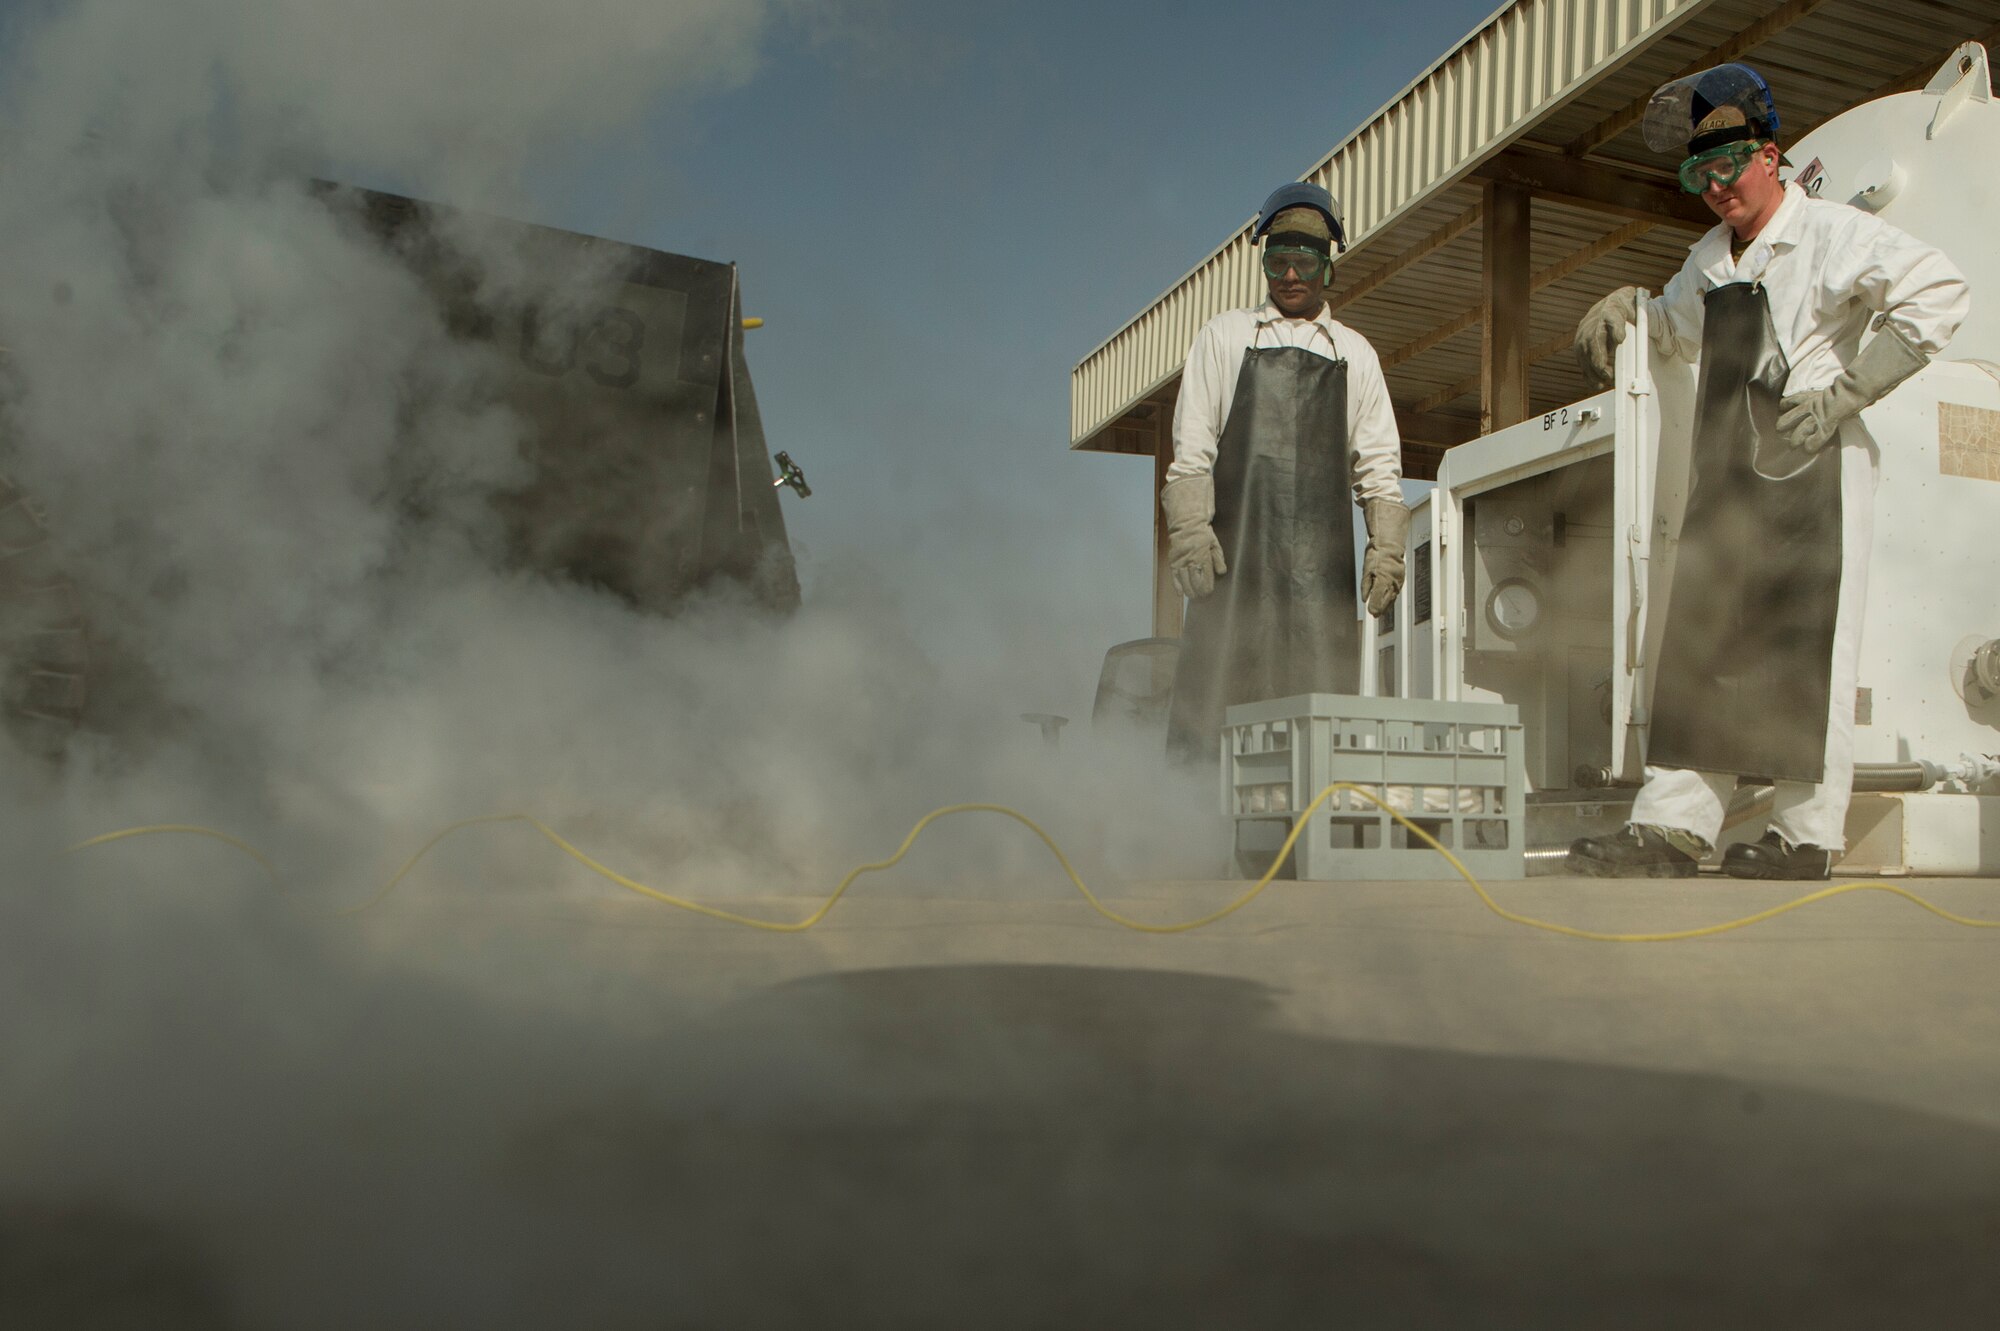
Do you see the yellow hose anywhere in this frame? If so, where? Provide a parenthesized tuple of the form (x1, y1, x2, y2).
(64, 824, 282, 883)
(63, 783, 2000, 941)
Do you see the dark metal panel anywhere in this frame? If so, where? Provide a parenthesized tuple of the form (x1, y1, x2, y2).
(316, 183, 799, 616)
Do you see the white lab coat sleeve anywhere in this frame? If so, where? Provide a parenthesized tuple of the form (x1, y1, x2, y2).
(1166, 319, 1232, 482)
(1820, 210, 1971, 356)
(1345, 335, 1403, 504)
(1646, 261, 1708, 363)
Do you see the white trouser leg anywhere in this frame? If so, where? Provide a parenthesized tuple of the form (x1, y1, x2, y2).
(1768, 431, 1877, 853)
(1630, 767, 1735, 852)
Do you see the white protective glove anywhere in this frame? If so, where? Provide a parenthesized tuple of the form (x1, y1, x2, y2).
(1361, 498, 1410, 617)
(1774, 322, 1929, 458)
(1573, 286, 1642, 389)
(1161, 474, 1226, 600)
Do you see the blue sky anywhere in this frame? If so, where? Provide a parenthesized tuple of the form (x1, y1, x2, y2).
(513, 0, 1503, 710)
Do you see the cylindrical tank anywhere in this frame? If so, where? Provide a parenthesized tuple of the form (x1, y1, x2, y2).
(1784, 42, 1998, 364)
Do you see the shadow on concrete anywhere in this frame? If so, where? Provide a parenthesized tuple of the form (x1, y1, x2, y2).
(502, 964, 2000, 1329)
(0, 1202, 242, 1331)
(6, 963, 1996, 1329)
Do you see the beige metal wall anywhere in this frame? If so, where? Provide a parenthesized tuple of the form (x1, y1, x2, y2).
(1069, 0, 1716, 450)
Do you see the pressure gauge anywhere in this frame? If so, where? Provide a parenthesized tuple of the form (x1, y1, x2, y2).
(1486, 578, 1542, 639)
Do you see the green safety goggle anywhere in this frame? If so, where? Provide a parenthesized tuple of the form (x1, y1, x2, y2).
(1261, 245, 1331, 280)
(1677, 140, 1762, 194)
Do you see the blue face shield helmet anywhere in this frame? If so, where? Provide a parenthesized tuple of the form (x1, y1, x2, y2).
(1252, 182, 1348, 252)
(1643, 62, 1781, 157)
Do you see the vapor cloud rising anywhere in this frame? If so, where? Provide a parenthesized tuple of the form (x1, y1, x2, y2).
(0, 3, 1212, 1325)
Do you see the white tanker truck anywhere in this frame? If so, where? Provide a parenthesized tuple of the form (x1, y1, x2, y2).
(1366, 43, 2000, 875)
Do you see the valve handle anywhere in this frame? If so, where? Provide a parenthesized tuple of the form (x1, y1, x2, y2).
(772, 451, 811, 498)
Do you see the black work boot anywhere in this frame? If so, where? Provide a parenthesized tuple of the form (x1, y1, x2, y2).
(1722, 831, 1832, 881)
(1567, 825, 1699, 878)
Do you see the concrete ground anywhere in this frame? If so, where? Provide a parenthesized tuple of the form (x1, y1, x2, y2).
(10, 867, 2000, 1328)
(388, 870, 2000, 1327)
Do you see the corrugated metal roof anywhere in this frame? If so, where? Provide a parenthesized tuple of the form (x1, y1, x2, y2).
(1073, 0, 2000, 478)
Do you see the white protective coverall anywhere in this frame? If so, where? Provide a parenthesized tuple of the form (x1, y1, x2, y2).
(1630, 181, 1970, 853)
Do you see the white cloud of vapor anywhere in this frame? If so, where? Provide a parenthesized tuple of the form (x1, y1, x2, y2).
(5, 0, 775, 190)
(0, 3, 1218, 1325)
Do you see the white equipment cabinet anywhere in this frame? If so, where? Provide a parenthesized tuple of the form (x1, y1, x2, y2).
(1377, 44, 2000, 874)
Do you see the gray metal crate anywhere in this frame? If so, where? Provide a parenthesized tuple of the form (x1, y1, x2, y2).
(1222, 693, 1525, 881)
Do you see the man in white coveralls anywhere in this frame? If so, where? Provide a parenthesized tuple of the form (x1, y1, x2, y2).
(1567, 64, 1970, 881)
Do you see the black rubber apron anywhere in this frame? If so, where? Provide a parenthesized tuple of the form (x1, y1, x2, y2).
(1166, 340, 1357, 764)
(1647, 282, 1843, 783)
